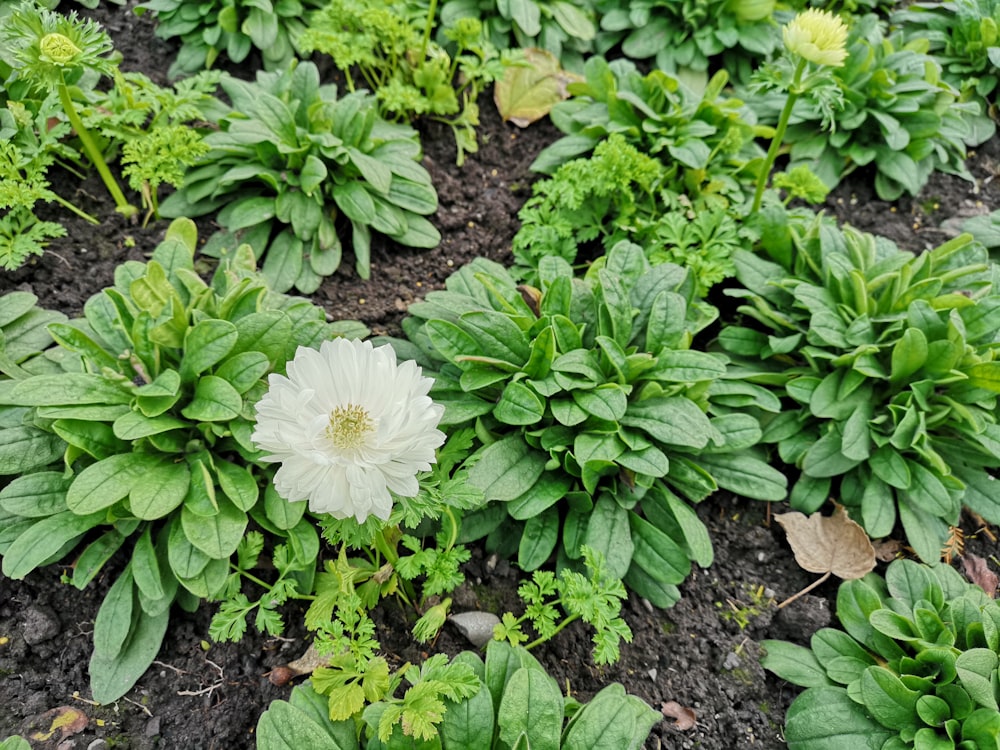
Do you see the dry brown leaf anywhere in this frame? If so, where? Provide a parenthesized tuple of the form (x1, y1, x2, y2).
(29, 706, 88, 741)
(775, 504, 875, 580)
(661, 700, 697, 730)
(269, 641, 335, 685)
(493, 48, 583, 127)
(872, 538, 902, 562)
(962, 553, 999, 598)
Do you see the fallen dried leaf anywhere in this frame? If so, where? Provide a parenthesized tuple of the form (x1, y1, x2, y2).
(661, 700, 697, 730)
(775, 504, 875, 580)
(962, 553, 998, 598)
(29, 706, 88, 741)
(871, 538, 902, 563)
(493, 48, 583, 127)
(269, 641, 331, 685)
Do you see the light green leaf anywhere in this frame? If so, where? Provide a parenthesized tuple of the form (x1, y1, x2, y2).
(180, 376, 243, 422)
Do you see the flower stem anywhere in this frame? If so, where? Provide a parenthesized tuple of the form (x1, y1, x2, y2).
(524, 614, 580, 651)
(49, 191, 100, 225)
(57, 79, 137, 219)
(750, 57, 807, 214)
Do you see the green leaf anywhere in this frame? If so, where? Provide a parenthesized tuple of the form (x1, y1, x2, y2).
(890, 328, 928, 383)
(132, 527, 166, 604)
(130, 460, 190, 520)
(90, 593, 171, 704)
(467, 436, 547, 503)
(902, 461, 952, 519)
(967, 362, 1000, 393)
(646, 485, 713, 567)
(0, 426, 64, 475)
(181, 494, 248, 559)
(621, 396, 714, 449)
(563, 684, 659, 750)
(859, 666, 921, 729)
(518, 506, 559, 571)
(67, 453, 161, 514)
(627, 511, 689, 585)
(9, 373, 131, 405)
(180, 376, 243, 422)
(583, 494, 634, 579)
(869, 446, 911, 490)
(181, 319, 239, 378)
(334, 181, 377, 224)
(1, 509, 106, 579)
(955, 649, 1000, 710)
(256, 700, 356, 750)
(507, 472, 573, 521)
(646, 350, 727, 382)
(783, 686, 894, 748)
(262, 231, 304, 294)
(759, 640, 831, 688)
(802, 428, 862, 478)
(493, 382, 545, 425)
(216, 459, 259, 511)
(215, 352, 271, 395)
(697, 452, 788, 502)
(221, 195, 276, 231)
(572, 385, 627, 422)
(112, 411, 188, 440)
(264, 483, 306, 530)
(0, 471, 70, 517)
(497, 668, 563, 750)
(440, 680, 494, 748)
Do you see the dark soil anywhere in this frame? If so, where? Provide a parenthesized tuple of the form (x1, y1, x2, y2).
(2, 3, 1000, 749)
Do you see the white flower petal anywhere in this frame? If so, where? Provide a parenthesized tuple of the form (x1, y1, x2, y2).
(252, 338, 445, 523)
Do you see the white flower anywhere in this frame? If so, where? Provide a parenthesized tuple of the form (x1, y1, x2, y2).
(783, 9, 849, 68)
(251, 338, 446, 523)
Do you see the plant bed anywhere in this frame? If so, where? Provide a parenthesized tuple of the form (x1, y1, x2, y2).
(3, 3, 1000, 750)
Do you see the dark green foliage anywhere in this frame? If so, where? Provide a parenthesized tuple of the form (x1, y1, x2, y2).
(388, 241, 786, 608)
(136, 0, 324, 77)
(160, 60, 440, 291)
(763, 559, 1000, 748)
(719, 211, 1000, 562)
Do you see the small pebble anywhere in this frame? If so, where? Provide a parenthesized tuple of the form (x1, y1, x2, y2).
(448, 611, 500, 647)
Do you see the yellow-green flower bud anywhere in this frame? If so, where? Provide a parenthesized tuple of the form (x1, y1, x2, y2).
(726, 0, 775, 23)
(782, 9, 849, 67)
(39, 32, 81, 65)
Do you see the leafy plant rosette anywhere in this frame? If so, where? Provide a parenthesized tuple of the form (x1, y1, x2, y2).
(136, 0, 325, 78)
(530, 56, 765, 209)
(892, 0, 1000, 105)
(0, 218, 367, 704)
(591, 0, 781, 79)
(717, 218, 1000, 563)
(160, 59, 440, 292)
(762, 558, 1000, 748)
(439, 0, 598, 72)
(299, 0, 507, 165)
(256, 640, 661, 749)
(743, 13, 982, 201)
(388, 240, 787, 609)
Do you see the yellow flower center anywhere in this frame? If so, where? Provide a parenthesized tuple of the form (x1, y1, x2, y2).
(40, 33, 81, 65)
(782, 9, 849, 68)
(327, 403, 374, 450)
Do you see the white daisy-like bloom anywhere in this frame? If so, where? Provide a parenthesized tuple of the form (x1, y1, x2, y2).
(251, 338, 446, 523)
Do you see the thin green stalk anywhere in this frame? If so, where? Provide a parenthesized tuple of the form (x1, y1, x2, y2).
(230, 564, 316, 600)
(57, 79, 136, 218)
(524, 613, 581, 651)
(750, 58, 807, 214)
(420, 0, 439, 62)
(49, 191, 99, 225)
